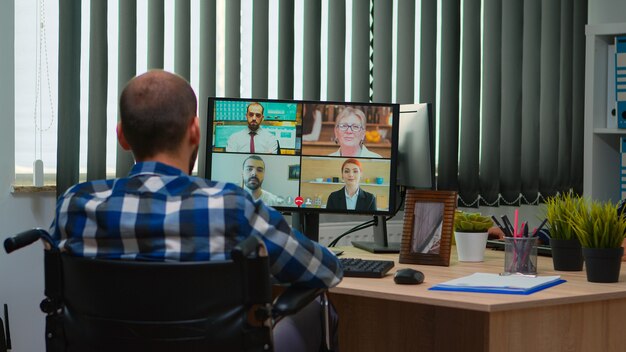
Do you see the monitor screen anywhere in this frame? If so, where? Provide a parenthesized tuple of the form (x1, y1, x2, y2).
(205, 98, 400, 216)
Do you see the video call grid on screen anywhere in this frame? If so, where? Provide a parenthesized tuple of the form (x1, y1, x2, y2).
(205, 97, 400, 216)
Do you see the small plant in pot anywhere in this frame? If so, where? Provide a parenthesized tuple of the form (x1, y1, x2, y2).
(544, 192, 585, 271)
(570, 199, 626, 283)
(454, 211, 493, 262)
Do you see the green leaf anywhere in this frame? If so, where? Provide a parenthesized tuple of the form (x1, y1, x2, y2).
(454, 211, 493, 232)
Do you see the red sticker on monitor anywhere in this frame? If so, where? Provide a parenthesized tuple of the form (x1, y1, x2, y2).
(294, 196, 304, 207)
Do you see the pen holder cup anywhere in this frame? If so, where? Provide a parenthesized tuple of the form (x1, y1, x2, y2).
(504, 237, 538, 275)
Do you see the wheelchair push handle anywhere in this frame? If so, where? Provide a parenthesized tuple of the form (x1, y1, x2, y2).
(4, 228, 52, 254)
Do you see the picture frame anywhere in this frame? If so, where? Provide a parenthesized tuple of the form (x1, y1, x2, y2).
(399, 190, 457, 266)
(288, 164, 300, 180)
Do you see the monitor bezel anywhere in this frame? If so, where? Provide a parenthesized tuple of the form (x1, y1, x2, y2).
(204, 96, 400, 216)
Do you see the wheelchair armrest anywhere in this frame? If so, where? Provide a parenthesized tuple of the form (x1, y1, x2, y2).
(272, 286, 325, 319)
(232, 235, 267, 260)
(4, 228, 53, 254)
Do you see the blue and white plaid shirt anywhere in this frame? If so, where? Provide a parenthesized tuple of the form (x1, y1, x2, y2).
(50, 161, 343, 288)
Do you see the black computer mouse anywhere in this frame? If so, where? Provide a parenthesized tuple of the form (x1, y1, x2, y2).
(394, 268, 425, 285)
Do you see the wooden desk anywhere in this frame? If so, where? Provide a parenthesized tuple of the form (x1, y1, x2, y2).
(330, 246, 626, 352)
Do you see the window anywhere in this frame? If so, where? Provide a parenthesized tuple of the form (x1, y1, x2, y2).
(14, 0, 59, 186)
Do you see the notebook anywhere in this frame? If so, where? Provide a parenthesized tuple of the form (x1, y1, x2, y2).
(429, 273, 566, 295)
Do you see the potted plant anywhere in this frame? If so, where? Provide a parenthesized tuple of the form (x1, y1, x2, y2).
(570, 199, 626, 283)
(454, 211, 493, 262)
(544, 192, 585, 271)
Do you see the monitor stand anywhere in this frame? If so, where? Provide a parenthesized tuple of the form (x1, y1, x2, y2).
(291, 212, 319, 242)
(351, 215, 401, 253)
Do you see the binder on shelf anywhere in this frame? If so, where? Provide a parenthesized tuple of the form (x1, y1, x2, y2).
(619, 136, 626, 199)
(608, 44, 617, 129)
(617, 36, 626, 128)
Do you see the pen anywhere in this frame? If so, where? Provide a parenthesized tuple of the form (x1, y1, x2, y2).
(492, 216, 512, 237)
(502, 215, 515, 238)
(491, 215, 503, 229)
(513, 209, 519, 237)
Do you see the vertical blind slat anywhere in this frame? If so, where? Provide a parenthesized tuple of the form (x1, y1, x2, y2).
(500, 0, 523, 202)
(116, 0, 137, 177)
(278, 0, 295, 99)
(557, 0, 574, 192)
(521, 0, 541, 201)
(175, 0, 191, 80)
(87, 0, 108, 181)
(198, 0, 217, 178)
(539, 0, 561, 198)
(148, 0, 164, 69)
(327, 0, 346, 101)
(372, 0, 392, 103)
(225, 0, 241, 97)
(571, 0, 588, 194)
(252, 0, 269, 99)
(303, 0, 321, 100)
(57, 0, 82, 196)
(419, 0, 437, 107)
(396, 0, 415, 104)
(437, 0, 460, 192)
(458, 0, 480, 204)
(479, 0, 502, 204)
(350, 0, 369, 102)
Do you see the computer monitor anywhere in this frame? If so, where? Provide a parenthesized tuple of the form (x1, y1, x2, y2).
(204, 97, 400, 241)
(350, 103, 436, 253)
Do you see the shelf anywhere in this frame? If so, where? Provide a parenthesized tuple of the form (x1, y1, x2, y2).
(586, 22, 626, 36)
(594, 128, 626, 135)
(584, 22, 626, 203)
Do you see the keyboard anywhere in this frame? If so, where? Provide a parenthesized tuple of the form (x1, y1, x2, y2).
(339, 258, 395, 278)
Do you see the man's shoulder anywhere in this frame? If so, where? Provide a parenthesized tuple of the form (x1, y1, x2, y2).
(261, 189, 280, 201)
(226, 128, 247, 143)
(327, 188, 342, 200)
(360, 145, 382, 157)
(360, 188, 375, 199)
(62, 176, 252, 207)
(64, 178, 116, 196)
(231, 128, 249, 137)
(257, 128, 277, 138)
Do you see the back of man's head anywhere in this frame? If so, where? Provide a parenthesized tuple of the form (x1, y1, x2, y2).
(119, 70, 197, 159)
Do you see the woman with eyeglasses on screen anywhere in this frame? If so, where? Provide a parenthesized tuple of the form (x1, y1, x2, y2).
(328, 107, 382, 158)
(325, 158, 377, 211)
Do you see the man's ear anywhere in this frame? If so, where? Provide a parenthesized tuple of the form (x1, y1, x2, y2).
(189, 116, 200, 146)
(117, 121, 131, 150)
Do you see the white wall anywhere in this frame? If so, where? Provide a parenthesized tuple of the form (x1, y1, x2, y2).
(1, 1, 56, 351)
(588, 0, 626, 25)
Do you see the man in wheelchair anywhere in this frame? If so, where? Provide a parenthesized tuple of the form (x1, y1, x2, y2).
(48, 70, 343, 351)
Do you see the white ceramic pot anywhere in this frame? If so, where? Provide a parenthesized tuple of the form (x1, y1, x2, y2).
(454, 231, 489, 262)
